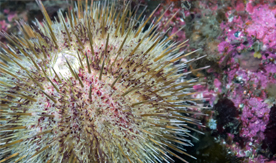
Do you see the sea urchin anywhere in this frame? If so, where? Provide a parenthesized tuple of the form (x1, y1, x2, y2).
(0, 0, 208, 162)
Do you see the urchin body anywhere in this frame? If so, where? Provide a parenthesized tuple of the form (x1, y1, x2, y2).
(0, 0, 205, 162)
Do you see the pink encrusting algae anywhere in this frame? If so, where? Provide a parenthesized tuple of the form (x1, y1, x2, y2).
(0, 0, 208, 162)
(152, 0, 276, 162)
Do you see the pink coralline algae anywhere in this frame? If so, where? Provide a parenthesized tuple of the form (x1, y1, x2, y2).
(153, 0, 276, 162)
(0, 20, 9, 31)
(245, 3, 276, 49)
(241, 98, 269, 138)
(214, 1, 276, 162)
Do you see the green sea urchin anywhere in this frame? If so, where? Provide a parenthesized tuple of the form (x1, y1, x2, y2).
(0, 0, 208, 162)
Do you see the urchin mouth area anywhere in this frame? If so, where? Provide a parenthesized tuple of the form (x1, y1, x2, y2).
(52, 52, 80, 77)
